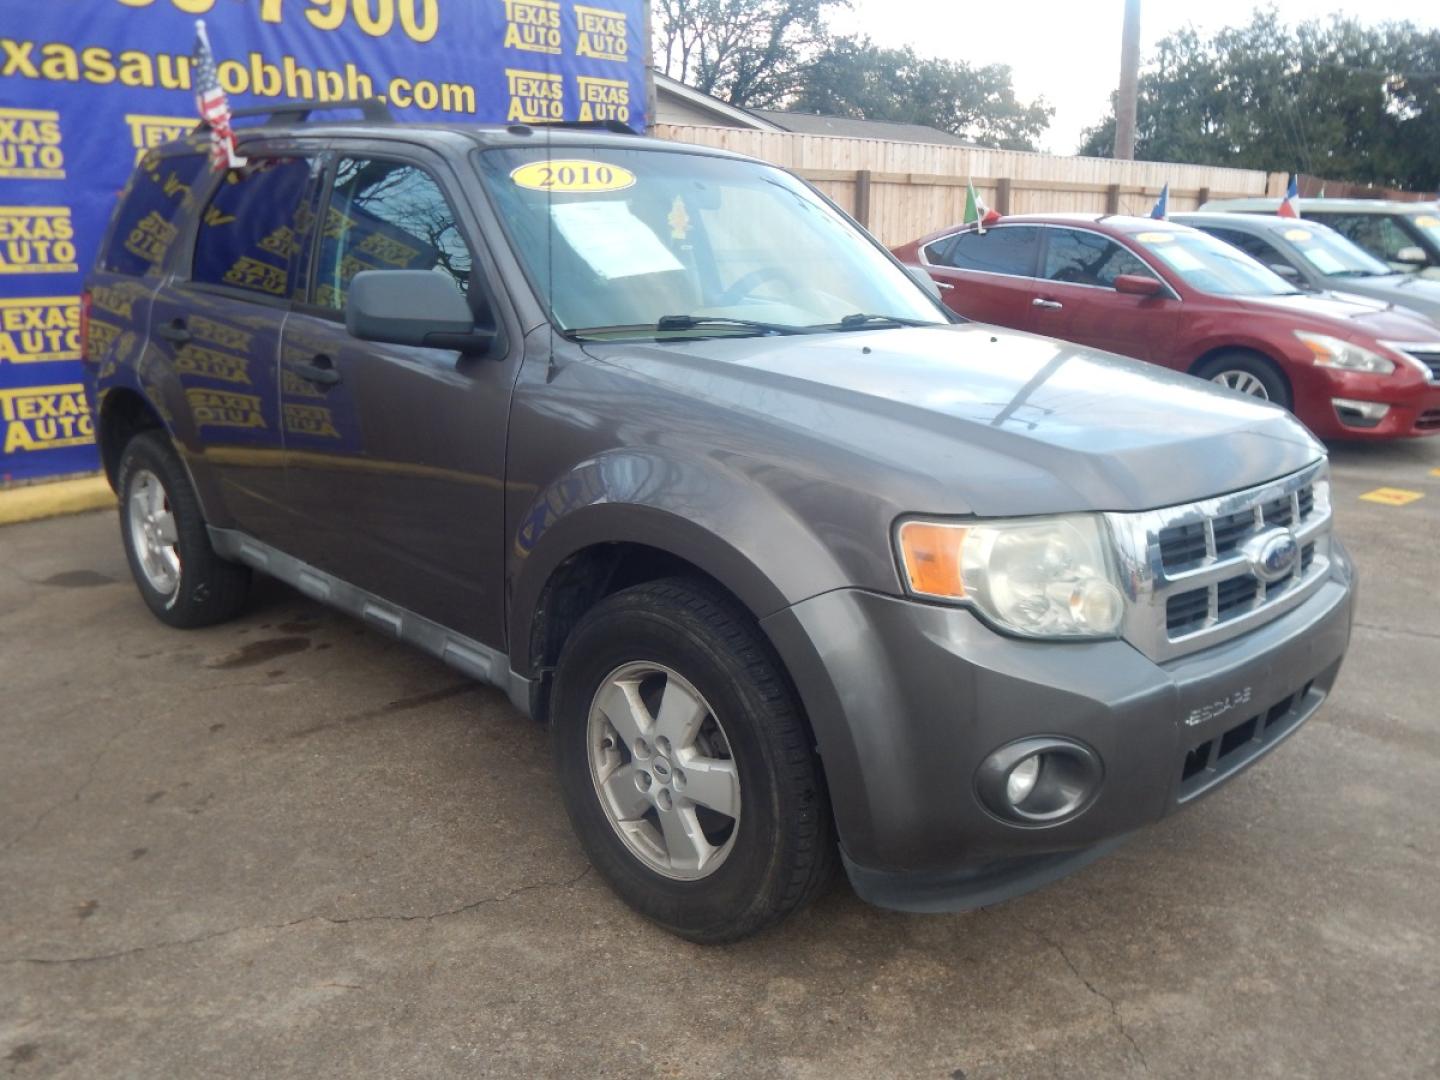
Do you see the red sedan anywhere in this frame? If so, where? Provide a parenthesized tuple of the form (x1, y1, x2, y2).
(893, 214, 1440, 439)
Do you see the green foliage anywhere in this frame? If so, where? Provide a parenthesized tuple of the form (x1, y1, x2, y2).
(794, 38, 1053, 150)
(654, 0, 846, 109)
(1077, 10, 1440, 190)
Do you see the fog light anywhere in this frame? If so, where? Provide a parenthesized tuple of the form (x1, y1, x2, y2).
(976, 737, 1103, 826)
(1006, 755, 1041, 804)
(1332, 398, 1390, 428)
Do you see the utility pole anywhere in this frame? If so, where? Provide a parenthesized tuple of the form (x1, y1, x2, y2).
(1113, 0, 1141, 160)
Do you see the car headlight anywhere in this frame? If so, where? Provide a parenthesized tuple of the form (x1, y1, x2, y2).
(896, 514, 1125, 639)
(1294, 331, 1395, 374)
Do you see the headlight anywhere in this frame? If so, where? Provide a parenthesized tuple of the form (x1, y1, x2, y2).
(1294, 331, 1395, 374)
(896, 514, 1124, 638)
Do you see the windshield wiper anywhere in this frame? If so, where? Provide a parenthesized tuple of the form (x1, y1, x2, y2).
(654, 314, 807, 335)
(1328, 269, 1385, 278)
(829, 313, 940, 331)
(566, 315, 808, 341)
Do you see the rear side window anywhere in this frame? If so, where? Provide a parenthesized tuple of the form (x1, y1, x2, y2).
(191, 157, 315, 300)
(940, 227, 1041, 277)
(100, 152, 207, 277)
(1042, 228, 1156, 287)
(923, 235, 959, 265)
(314, 158, 473, 310)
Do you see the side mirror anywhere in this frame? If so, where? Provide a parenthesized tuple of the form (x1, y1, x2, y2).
(1269, 263, 1303, 281)
(907, 264, 943, 301)
(1113, 274, 1164, 297)
(346, 270, 494, 353)
(1395, 245, 1428, 266)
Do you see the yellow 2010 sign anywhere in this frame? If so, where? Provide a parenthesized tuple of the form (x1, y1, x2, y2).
(511, 159, 635, 193)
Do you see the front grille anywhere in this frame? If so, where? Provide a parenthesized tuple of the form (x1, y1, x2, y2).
(1418, 409, 1440, 431)
(1108, 462, 1333, 662)
(1405, 349, 1440, 380)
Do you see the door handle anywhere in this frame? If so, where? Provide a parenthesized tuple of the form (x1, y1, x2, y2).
(155, 319, 191, 344)
(288, 354, 341, 386)
(934, 280, 955, 290)
(1031, 298, 1063, 310)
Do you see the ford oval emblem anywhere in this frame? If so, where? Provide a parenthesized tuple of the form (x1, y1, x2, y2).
(1252, 531, 1300, 583)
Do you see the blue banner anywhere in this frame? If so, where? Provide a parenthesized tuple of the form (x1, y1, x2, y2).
(0, 0, 647, 483)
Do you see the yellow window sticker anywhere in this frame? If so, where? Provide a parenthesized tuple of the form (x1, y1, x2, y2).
(511, 159, 636, 193)
(1284, 228, 1312, 242)
(1415, 215, 1439, 228)
(1135, 232, 1173, 244)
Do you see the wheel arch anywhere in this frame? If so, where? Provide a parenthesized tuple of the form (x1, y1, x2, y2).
(96, 386, 167, 490)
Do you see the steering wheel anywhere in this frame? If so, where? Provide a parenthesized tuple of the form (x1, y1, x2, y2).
(715, 266, 799, 306)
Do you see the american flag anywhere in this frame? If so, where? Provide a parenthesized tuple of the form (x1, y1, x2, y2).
(192, 20, 246, 171)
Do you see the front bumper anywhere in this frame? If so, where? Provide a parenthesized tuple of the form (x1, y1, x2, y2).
(760, 541, 1355, 912)
(1298, 367, 1440, 439)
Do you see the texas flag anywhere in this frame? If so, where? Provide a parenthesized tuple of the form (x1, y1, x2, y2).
(1278, 174, 1301, 219)
(1150, 182, 1169, 220)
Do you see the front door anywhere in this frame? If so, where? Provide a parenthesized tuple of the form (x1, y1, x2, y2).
(1035, 227, 1181, 365)
(279, 151, 516, 646)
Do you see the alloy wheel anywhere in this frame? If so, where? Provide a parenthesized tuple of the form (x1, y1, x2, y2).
(127, 468, 181, 598)
(586, 661, 741, 881)
(1211, 370, 1270, 399)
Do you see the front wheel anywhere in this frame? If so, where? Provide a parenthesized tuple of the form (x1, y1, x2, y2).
(551, 578, 836, 943)
(1195, 351, 1292, 410)
(117, 430, 251, 628)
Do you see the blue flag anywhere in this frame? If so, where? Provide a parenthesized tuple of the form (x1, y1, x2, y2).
(1150, 183, 1169, 220)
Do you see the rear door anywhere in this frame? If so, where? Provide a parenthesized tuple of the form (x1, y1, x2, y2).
(277, 145, 518, 645)
(923, 225, 1042, 330)
(144, 149, 323, 540)
(1036, 227, 1180, 363)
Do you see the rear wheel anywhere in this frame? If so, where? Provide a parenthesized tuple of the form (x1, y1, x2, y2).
(552, 578, 836, 943)
(1195, 351, 1291, 410)
(117, 431, 251, 628)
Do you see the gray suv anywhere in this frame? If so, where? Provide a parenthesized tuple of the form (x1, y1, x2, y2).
(84, 101, 1355, 942)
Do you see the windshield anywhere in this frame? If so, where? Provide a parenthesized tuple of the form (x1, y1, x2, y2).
(1131, 228, 1300, 296)
(1410, 212, 1440, 248)
(474, 145, 945, 338)
(1281, 224, 1392, 277)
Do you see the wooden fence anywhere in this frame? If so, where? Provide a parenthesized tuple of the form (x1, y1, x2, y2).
(652, 123, 1281, 245)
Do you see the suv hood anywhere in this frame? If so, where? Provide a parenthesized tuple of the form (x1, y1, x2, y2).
(583, 323, 1323, 516)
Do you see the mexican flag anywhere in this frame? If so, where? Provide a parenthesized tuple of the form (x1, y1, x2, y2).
(964, 180, 1002, 234)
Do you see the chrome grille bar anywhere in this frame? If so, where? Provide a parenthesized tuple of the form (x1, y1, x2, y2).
(1106, 460, 1332, 663)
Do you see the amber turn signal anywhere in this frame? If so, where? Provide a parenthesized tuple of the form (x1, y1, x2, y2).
(896, 521, 967, 598)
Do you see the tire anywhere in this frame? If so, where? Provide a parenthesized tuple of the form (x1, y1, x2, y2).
(1195, 350, 1292, 410)
(551, 578, 836, 943)
(116, 430, 251, 628)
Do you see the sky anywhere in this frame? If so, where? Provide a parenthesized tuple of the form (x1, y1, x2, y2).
(828, 0, 1440, 154)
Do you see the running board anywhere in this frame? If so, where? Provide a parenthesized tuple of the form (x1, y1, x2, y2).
(208, 527, 532, 716)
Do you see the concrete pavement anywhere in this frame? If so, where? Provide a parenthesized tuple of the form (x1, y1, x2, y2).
(2, 438, 1437, 1079)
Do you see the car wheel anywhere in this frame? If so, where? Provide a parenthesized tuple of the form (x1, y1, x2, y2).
(551, 578, 836, 943)
(117, 430, 251, 628)
(1196, 351, 1292, 410)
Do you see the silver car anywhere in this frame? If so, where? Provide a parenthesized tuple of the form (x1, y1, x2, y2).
(1176, 212, 1440, 327)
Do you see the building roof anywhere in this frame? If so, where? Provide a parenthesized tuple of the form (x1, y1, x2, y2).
(652, 73, 784, 131)
(751, 109, 972, 145)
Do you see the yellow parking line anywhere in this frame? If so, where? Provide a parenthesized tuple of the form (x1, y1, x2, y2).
(1359, 487, 1425, 506)
(1431, 468, 1440, 478)
(0, 475, 114, 526)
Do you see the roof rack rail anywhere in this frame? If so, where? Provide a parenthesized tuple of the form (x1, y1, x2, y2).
(194, 97, 393, 133)
(509, 119, 638, 136)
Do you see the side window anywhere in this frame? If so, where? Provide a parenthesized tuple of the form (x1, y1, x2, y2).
(192, 157, 316, 300)
(923, 235, 959, 266)
(315, 158, 473, 310)
(946, 226, 1041, 277)
(101, 152, 208, 277)
(1042, 228, 1156, 287)
(1206, 228, 1284, 264)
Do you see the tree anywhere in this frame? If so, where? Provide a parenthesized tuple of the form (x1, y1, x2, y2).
(1076, 11, 1440, 190)
(794, 38, 1053, 150)
(654, 0, 847, 109)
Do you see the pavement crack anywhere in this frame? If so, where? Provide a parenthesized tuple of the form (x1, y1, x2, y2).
(984, 909, 1150, 1072)
(0, 715, 141, 856)
(1353, 620, 1440, 643)
(1, 865, 592, 967)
